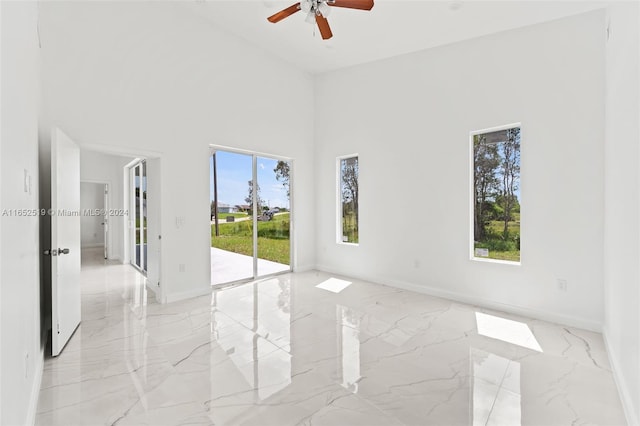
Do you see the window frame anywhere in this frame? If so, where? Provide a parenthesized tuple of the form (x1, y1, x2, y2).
(469, 123, 522, 266)
(336, 154, 359, 246)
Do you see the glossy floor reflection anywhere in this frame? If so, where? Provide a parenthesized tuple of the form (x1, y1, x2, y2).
(36, 249, 626, 425)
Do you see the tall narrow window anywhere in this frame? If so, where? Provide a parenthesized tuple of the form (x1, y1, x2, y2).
(472, 125, 521, 263)
(338, 155, 359, 244)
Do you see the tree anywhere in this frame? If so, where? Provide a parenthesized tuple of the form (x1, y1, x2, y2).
(274, 161, 290, 198)
(473, 135, 500, 241)
(341, 157, 359, 237)
(499, 128, 520, 237)
(245, 180, 263, 216)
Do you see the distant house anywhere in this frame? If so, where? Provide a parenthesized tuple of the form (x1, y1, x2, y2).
(235, 204, 250, 212)
(216, 203, 237, 214)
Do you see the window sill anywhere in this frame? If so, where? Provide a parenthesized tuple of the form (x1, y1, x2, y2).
(471, 257, 521, 266)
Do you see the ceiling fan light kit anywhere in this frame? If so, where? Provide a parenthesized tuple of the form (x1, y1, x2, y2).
(267, 0, 374, 40)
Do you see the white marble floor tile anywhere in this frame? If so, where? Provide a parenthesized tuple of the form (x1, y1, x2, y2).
(35, 249, 626, 425)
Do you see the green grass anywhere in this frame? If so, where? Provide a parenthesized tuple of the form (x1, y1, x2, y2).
(342, 213, 358, 244)
(135, 217, 148, 243)
(475, 220, 520, 262)
(211, 213, 290, 264)
(486, 219, 520, 235)
(135, 227, 147, 244)
(474, 246, 521, 262)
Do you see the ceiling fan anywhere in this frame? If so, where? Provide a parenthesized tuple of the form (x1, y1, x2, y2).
(267, 0, 374, 40)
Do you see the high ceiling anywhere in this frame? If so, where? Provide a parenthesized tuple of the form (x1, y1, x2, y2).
(187, 0, 606, 73)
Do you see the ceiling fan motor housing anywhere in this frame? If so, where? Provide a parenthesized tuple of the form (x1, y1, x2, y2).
(301, 0, 331, 18)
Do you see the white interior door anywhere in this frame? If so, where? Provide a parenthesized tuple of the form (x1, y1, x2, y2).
(51, 128, 81, 356)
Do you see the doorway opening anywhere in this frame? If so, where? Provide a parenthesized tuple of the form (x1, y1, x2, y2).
(210, 148, 292, 285)
(80, 182, 109, 259)
(129, 160, 147, 274)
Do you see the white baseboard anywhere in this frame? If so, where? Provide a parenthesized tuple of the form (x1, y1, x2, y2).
(145, 280, 163, 304)
(314, 265, 602, 332)
(162, 285, 210, 304)
(603, 329, 639, 426)
(25, 346, 44, 425)
(293, 263, 315, 273)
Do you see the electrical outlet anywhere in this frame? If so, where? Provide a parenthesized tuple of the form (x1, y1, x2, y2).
(557, 279, 568, 292)
(179, 264, 186, 273)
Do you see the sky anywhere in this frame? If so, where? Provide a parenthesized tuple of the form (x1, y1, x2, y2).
(210, 151, 290, 209)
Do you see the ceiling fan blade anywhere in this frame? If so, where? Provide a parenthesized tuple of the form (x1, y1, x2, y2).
(327, 0, 374, 11)
(267, 3, 301, 23)
(315, 14, 333, 40)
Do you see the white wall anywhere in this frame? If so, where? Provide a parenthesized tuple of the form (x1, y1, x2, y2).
(80, 150, 134, 261)
(603, 2, 640, 425)
(315, 11, 606, 330)
(0, 1, 43, 424)
(39, 1, 315, 303)
(80, 182, 105, 248)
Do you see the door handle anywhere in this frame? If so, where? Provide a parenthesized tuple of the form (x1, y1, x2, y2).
(43, 248, 69, 256)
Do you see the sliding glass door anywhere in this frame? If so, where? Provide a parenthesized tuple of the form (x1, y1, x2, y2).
(210, 149, 291, 286)
(257, 156, 290, 277)
(210, 151, 254, 283)
(130, 160, 147, 273)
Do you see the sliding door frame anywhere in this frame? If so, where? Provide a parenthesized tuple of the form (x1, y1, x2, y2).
(210, 145, 294, 284)
(129, 159, 147, 274)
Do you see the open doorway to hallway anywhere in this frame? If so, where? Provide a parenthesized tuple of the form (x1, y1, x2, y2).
(80, 182, 108, 259)
(77, 149, 161, 298)
(210, 149, 292, 285)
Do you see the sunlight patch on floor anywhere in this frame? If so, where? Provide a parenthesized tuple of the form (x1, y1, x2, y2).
(316, 277, 352, 293)
(475, 312, 542, 352)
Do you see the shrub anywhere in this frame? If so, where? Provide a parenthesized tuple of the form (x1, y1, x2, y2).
(476, 237, 517, 252)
